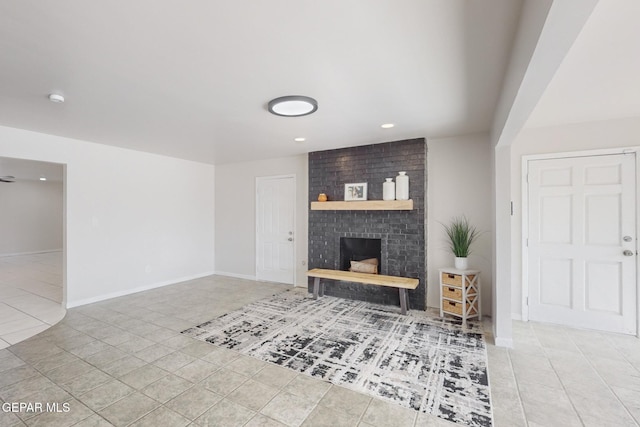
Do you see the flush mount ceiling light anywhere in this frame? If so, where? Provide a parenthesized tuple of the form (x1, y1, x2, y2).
(381, 123, 395, 129)
(39, 177, 47, 181)
(268, 95, 318, 117)
(48, 93, 65, 103)
(294, 137, 306, 142)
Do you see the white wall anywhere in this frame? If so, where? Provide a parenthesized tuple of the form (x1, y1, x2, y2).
(0, 125, 216, 307)
(0, 179, 63, 255)
(427, 133, 494, 315)
(511, 117, 640, 318)
(214, 154, 309, 287)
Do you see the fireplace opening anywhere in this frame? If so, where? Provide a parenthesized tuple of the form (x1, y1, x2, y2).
(340, 237, 382, 274)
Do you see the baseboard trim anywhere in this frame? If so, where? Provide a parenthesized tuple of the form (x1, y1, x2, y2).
(66, 271, 215, 308)
(0, 249, 63, 258)
(511, 313, 523, 321)
(494, 336, 514, 348)
(213, 271, 257, 281)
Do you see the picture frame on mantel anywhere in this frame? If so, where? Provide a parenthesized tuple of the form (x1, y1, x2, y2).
(344, 183, 367, 201)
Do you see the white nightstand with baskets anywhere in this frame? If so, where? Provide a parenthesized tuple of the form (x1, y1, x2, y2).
(439, 268, 481, 327)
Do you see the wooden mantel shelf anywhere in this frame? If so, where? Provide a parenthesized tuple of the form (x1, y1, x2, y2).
(310, 200, 413, 211)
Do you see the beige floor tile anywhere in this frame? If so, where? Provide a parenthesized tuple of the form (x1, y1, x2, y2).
(195, 398, 256, 427)
(165, 385, 223, 420)
(201, 367, 248, 396)
(301, 404, 360, 427)
(245, 414, 288, 427)
(521, 399, 582, 427)
(179, 340, 217, 358)
(141, 374, 192, 403)
(260, 391, 317, 427)
(133, 343, 175, 363)
(612, 385, 640, 422)
(252, 364, 298, 389)
(361, 398, 416, 427)
(101, 355, 147, 378)
(226, 354, 268, 376)
(517, 381, 573, 408)
(98, 392, 159, 427)
(83, 347, 129, 369)
(77, 380, 135, 411)
(318, 385, 371, 418)
(72, 413, 117, 427)
(173, 359, 219, 383)
(567, 386, 638, 426)
(283, 374, 331, 403)
(201, 346, 241, 366)
(227, 379, 280, 411)
(129, 406, 190, 427)
(152, 350, 197, 372)
(26, 398, 94, 427)
(0, 374, 57, 403)
(60, 369, 112, 396)
(119, 364, 168, 390)
(0, 315, 44, 335)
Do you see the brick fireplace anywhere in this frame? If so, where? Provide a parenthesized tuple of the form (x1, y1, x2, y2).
(308, 138, 427, 309)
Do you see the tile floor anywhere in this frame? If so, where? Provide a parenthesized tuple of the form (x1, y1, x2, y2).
(0, 272, 638, 426)
(0, 252, 65, 348)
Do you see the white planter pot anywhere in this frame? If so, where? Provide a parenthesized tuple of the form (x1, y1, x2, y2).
(454, 257, 468, 270)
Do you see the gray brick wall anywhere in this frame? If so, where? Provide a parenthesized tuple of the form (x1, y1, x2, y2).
(308, 138, 427, 310)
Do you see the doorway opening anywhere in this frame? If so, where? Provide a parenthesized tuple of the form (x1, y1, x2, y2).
(0, 157, 66, 345)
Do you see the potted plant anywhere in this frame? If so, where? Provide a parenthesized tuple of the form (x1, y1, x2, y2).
(443, 216, 479, 270)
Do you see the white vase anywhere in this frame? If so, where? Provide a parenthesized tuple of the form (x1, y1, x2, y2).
(396, 171, 409, 200)
(455, 257, 468, 270)
(383, 178, 395, 200)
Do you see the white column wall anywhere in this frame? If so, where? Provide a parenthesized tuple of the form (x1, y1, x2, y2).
(427, 134, 494, 315)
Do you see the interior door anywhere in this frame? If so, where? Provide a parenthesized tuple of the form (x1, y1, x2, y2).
(527, 153, 637, 334)
(256, 175, 295, 285)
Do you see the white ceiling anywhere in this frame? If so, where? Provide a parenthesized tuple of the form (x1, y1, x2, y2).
(526, 0, 640, 128)
(0, 0, 522, 165)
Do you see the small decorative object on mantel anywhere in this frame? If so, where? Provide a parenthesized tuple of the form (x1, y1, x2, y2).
(318, 193, 328, 202)
(383, 178, 395, 201)
(344, 183, 368, 201)
(443, 216, 480, 270)
(396, 171, 409, 200)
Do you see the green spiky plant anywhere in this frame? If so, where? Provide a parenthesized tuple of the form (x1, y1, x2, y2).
(443, 216, 479, 257)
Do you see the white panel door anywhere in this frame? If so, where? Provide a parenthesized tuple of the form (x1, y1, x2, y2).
(256, 176, 295, 285)
(527, 154, 637, 334)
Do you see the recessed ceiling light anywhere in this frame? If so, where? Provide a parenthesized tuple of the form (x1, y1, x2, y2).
(268, 96, 318, 117)
(48, 93, 65, 103)
(294, 137, 306, 142)
(39, 177, 47, 181)
(381, 123, 395, 129)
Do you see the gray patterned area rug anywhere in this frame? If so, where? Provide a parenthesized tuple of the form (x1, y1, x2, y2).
(181, 291, 492, 427)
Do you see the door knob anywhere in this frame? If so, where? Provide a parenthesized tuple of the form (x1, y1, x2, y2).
(623, 250, 634, 256)
(288, 237, 293, 242)
(623, 236, 633, 242)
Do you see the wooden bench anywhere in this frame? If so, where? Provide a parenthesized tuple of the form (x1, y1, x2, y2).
(306, 268, 419, 315)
